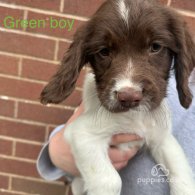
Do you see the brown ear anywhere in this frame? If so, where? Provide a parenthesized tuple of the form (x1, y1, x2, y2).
(40, 27, 87, 104)
(170, 12, 195, 108)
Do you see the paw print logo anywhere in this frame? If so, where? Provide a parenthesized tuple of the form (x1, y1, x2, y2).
(151, 164, 169, 177)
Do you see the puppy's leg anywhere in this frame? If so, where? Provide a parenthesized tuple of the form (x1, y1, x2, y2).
(150, 134, 195, 195)
(75, 135, 121, 195)
(71, 177, 85, 195)
(65, 126, 121, 195)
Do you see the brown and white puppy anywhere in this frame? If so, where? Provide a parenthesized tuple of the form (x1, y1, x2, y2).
(41, 0, 195, 195)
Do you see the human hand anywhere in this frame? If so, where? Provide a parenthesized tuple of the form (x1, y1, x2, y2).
(49, 104, 84, 176)
(109, 134, 142, 170)
(49, 127, 80, 176)
(49, 129, 142, 176)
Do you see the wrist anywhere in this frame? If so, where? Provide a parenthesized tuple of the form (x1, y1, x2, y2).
(48, 130, 64, 168)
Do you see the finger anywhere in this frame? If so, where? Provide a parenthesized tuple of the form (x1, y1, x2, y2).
(108, 147, 138, 163)
(111, 134, 142, 146)
(113, 161, 128, 170)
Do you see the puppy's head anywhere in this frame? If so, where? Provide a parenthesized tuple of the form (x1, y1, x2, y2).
(40, 0, 195, 112)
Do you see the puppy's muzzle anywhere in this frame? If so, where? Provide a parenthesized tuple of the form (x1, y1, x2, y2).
(115, 87, 143, 108)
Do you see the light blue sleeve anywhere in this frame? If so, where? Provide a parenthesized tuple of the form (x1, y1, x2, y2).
(36, 124, 73, 181)
(167, 71, 195, 173)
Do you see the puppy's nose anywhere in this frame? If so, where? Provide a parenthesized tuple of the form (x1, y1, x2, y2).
(116, 87, 143, 107)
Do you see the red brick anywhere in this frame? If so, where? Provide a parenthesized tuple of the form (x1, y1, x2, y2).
(21, 59, 59, 82)
(0, 138, 13, 155)
(48, 125, 58, 137)
(63, 90, 82, 107)
(0, 31, 55, 60)
(27, 11, 84, 40)
(158, 0, 168, 5)
(18, 102, 74, 125)
(12, 178, 66, 195)
(183, 16, 195, 36)
(0, 55, 19, 76)
(0, 119, 46, 142)
(0, 175, 9, 189)
(57, 41, 70, 61)
(15, 142, 42, 160)
(0, 157, 39, 178)
(0, 99, 15, 117)
(171, 0, 195, 12)
(63, 0, 105, 17)
(0, 0, 61, 12)
(0, 6, 23, 30)
(0, 77, 44, 101)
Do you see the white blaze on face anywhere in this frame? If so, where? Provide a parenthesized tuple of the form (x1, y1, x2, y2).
(117, 0, 129, 26)
(110, 59, 142, 100)
(115, 78, 142, 92)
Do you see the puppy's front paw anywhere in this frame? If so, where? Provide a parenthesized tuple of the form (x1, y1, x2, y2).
(72, 177, 85, 195)
(87, 189, 120, 195)
(86, 175, 122, 195)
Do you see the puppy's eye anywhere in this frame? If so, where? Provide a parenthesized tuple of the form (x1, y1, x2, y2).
(99, 48, 110, 57)
(150, 43, 162, 53)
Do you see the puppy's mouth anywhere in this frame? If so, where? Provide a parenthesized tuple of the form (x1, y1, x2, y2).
(112, 102, 140, 113)
(101, 101, 139, 113)
(104, 98, 152, 113)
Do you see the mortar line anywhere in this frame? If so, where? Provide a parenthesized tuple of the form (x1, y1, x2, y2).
(167, 0, 171, 6)
(0, 73, 46, 85)
(23, 10, 28, 31)
(45, 126, 50, 141)
(0, 50, 60, 64)
(0, 172, 64, 185)
(0, 154, 36, 163)
(0, 115, 59, 128)
(54, 39, 59, 61)
(176, 8, 195, 18)
(18, 58, 23, 77)
(0, 188, 40, 195)
(0, 2, 89, 21)
(60, 0, 65, 13)
(8, 177, 12, 191)
(14, 101, 18, 118)
(12, 140, 16, 156)
(0, 26, 73, 42)
(0, 95, 76, 110)
(0, 135, 43, 146)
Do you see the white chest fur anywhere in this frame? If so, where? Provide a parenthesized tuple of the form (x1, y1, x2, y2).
(79, 73, 171, 147)
(64, 73, 195, 195)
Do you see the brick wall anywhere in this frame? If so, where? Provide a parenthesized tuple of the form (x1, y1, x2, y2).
(0, 0, 194, 195)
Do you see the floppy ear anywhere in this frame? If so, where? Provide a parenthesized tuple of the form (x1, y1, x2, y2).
(171, 13, 195, 108)
(40, 27, 87, 104)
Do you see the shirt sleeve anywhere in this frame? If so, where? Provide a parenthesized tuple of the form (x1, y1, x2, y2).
(167, 71, 195, 174)
(36, 124, 73, 181)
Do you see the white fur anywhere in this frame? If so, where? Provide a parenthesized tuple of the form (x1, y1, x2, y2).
(110, 59, 142, 101)
(114, 59, 142, 92)
(117, 0, 129, 26)
(113, 78, 142, 92)
(64, 73, 195, 195)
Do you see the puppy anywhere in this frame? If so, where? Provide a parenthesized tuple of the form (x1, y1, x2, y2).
(40, 0, 195, 194)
